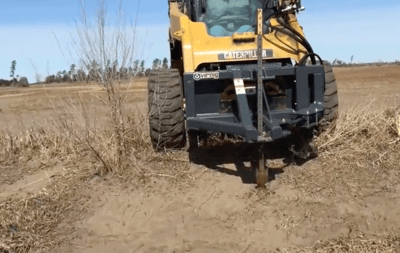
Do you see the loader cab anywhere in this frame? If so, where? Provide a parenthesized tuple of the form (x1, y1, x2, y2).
(180, 0, 277, 37)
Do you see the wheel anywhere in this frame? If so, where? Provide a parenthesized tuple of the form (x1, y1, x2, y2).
(148, 69, 186, 151)
(323, 65, 339, 122)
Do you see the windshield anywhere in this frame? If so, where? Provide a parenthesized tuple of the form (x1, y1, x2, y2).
(201, 0, 264, 37)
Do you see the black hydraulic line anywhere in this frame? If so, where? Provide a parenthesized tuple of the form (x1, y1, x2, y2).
(269, 25, 310, 51)
(265, 10, 282, 22)
(275, 16, 316, 64)
(299, 53, 324, 66)
(276, 17, 314, 53)
(251, 9, 283, 30)
(257, 10, 317, 64)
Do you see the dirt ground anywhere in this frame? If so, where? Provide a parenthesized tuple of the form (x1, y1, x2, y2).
(335, 65, 400, 109)
(1, 65, 400, 253)
(0, 81, 148, 136)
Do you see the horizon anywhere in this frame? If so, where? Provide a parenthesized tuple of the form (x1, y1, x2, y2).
(1, 0, 399, 83)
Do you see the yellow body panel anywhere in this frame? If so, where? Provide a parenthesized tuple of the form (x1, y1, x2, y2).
(169, 3, 307, 73)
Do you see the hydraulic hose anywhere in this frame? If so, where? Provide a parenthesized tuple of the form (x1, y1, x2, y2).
(276, 17, 314, 54)
(269, 25, 318, 65)
(275, 16, 317, 64)
(256, 8, 319, 65)
(269, 25, 309, 51)
(299, 53, 323, 66)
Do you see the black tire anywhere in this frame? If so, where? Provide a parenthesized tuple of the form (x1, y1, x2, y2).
(323, 65, 339, 122)
(148, 69, 186, 151)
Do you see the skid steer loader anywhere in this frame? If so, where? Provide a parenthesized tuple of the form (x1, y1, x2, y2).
(148, 0, 339, 187)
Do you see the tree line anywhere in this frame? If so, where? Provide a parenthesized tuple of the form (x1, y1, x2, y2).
(43, 57, 170, 84)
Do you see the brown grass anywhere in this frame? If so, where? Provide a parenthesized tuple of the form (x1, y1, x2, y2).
(0, 85, 190, 252)
(0, 165, 89, 253)
(299, 233, 400, 252)
(281, 104, 400, 197)
(47, 87, 189, 179)
(0, 128, 189, 252)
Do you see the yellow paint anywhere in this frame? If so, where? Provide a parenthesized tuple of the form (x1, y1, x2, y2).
(232, 32, 256, 41)
(169, 2, 307, 73)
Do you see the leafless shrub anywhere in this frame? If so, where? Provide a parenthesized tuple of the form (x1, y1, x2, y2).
(65, 0, 146, 174)
(49, 94, 142, 175)
(29, 58, 42, 83)
(49, 93, 188, 178)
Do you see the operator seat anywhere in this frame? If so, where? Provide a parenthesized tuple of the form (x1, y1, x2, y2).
(203, 0, 263, 37)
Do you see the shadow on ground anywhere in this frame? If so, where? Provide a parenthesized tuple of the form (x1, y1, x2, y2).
(188, 138, 316, 185)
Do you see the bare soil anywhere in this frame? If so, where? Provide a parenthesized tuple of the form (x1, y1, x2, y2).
(1, 66, 400, 253)
(335, 65, 400, 109)
(0, 81, 147, 136)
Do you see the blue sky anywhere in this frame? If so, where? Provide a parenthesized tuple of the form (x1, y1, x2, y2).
(0, 0, 399, 82)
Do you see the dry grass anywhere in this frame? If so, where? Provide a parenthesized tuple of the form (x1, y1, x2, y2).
(0, 118, 189, 252)
(0, 124, 87, 252)
(47, 88, 189, 179)
(0, 128, 82, 163)
(281, 103, 400, 197)
(0, 87, 189, 252)
(0, 166, 89, 253)
(299, 233, 400, 253)
(277, 104, 400, 252)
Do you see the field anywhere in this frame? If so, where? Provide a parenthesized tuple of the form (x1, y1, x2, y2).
(0, 65, 400, 253)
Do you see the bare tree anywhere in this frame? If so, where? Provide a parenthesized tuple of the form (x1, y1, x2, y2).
(68, 0, 142, 172)
(29, 58, 42, 83)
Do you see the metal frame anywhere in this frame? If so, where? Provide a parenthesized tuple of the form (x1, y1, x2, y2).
(183, 64, 325, 143)
(257, 9, 264, 136)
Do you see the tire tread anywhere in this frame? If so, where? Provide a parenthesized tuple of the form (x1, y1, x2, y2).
(148, 69, 185, 151)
